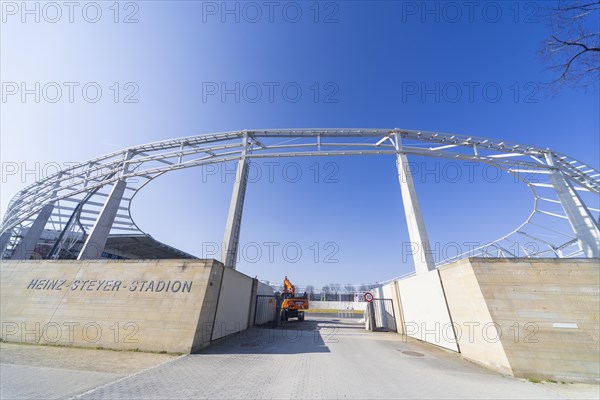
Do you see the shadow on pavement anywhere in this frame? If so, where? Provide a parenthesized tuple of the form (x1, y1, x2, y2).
(199, 316, 363, 355)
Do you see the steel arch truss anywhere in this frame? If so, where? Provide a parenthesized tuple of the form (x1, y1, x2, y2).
(1, 129, 599, 266)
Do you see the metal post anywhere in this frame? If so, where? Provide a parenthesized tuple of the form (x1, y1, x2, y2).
(546, 154, 600, 258)
(395, 133, 436, 274)
(222, 133, 249, 269)
(10, 203, 55, 260)
(367, 302, 376, 331)
(77, 179, 127, 260)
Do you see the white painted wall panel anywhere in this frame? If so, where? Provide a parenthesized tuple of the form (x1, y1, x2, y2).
(257, 281, 274, 296)
(212, 267, 254, 340)
(397, 270, 458, 351)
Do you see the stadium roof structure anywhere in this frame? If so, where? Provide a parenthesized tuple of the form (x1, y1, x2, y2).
(1, 129, 598, 274)
(25, 230, 197, 260)
(103, 234, 197, 259)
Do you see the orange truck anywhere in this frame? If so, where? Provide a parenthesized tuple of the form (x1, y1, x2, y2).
(280, 276, 309, 322)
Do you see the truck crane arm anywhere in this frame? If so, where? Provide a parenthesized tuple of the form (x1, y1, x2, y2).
(283, 276, 295, 297)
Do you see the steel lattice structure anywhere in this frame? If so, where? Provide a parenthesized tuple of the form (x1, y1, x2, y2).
(1, 129, 599, 272)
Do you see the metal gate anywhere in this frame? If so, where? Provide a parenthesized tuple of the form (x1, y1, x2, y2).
(366, 298, 397, 332)
(254, 295, 278, 326)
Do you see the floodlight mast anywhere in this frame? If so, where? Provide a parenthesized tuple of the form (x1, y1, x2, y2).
(1, 129, 598, 274)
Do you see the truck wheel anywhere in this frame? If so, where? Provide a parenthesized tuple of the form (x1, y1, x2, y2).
(298, 312, 304, 322)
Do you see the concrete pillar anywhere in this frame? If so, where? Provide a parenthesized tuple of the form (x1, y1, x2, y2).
(546, 154, 600, 258)
(10, 203, 55, 260)
(222, 134, 249, 269)
(78, 179, 126, 260)
(395, 133, 436, 274)
(0, 229, 14, 255)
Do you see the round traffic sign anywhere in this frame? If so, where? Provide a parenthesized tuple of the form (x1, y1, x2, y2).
(364, 292, 373, 302)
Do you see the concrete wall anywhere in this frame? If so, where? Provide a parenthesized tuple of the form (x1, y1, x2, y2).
(437, 259, 512, 374)
(439, 258, 600, 383)
(211, 266, 255, 340)
(191, 262, 225, 352)
(367, 285, 401, 332)
(396, 270, 458, 351)
(0, 259, 223, 353)
(257, 281, 274, 296)
(309, 301, 367, 311)
(373, 281, 405, 334)
(0, 259, 264, 354)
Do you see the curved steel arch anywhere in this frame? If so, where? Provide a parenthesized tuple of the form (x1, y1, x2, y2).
(1, 129, 599, 271)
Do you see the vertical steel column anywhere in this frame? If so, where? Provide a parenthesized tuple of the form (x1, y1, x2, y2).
(395, 133, 436, 274)
(77, 179, 127, 260)
(0, 229, 14, 255)
(78, 151, 133, 260)
(546, 154, 600, 258)
(222, 133, 249, 269)
(10, 203, 55, 260)
(10, 174, 62, 260)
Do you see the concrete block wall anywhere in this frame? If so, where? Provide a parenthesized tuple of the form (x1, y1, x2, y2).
(473, 259, 597, 382)
(438, 258, 600, 383)
(0, 259, 263, 354)
(386, 258, 599, 382)
(191, 262, 224, 352)
(0, 259, 223, 353)
(437, 259, 513, 374)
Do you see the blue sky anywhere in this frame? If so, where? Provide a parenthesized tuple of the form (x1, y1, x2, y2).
(1, 1, 598, 288)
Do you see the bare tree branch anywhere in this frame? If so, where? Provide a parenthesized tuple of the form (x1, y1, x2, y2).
(541, 0, 600, 92)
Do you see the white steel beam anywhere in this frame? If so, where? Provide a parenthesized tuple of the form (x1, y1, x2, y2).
(395, 133, 436, 274)
(77, 179, 127, 260)
(222, 133, 250, 269)
(546, 154, 600, 258)
(1, 129, 599, 265)
(0, 229, 14, 255)
(10, 203, 55, 260)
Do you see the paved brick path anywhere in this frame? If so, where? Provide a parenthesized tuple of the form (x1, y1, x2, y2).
(2, 317, 597, 399)
(74, 317, 590, 399)
(0, 342, 176, 400)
